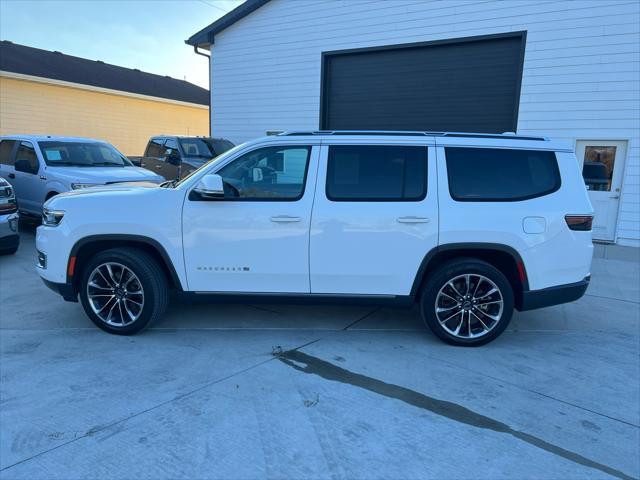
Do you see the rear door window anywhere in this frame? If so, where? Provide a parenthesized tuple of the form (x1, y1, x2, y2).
(445, 147, 561, 201)
(0, 140, 17, 166)
(146, 139, 164, 158)
(15, 141, 39, 174)
(326, 145, 427, 201)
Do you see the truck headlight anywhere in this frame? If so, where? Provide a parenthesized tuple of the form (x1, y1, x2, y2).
(42, 208, 65, 226)
(71, 183, 100, 190)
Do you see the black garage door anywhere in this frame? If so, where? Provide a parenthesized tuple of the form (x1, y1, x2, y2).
(320, 32, 526, 133)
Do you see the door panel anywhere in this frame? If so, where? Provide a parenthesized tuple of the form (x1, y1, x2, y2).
(12, 141, 42, 213)
(182, 144, 319, 293)
(310, 144, 438, 295)
(141, 138, 165, 177)
(576, 140, 627, 241)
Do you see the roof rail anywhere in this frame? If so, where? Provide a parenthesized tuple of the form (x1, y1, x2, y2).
(278, 130, 548, 141)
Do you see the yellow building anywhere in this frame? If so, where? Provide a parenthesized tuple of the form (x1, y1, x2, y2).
(0, 41, 209, 156)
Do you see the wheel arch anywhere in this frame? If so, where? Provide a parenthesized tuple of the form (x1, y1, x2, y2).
(411, 243, 528, 309)
(68, 235, 184, 292)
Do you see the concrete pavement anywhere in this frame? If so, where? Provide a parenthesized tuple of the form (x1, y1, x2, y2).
(1, 227, 638, 479)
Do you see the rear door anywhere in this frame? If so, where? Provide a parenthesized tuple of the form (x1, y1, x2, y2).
(11, 141, 43, 213)
(310, 141, 438, 295)
(140, 138, 165, 176)
(0, 139, 18, 181)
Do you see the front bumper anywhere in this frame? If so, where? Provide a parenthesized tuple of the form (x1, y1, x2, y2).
(41, 278, 78, 302)
(519, 276, 590, 311)
(0, 212, 20, 252)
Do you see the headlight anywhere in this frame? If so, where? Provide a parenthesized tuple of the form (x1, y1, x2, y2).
(42, 208, 65, 226)
(0, 185, 13, 198)
(71, 183, 100, 190)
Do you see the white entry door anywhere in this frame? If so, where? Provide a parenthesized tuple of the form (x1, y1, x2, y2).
(576, 140, 627, 242)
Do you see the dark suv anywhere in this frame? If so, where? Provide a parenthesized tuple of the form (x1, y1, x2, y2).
(131, 136, 235, 181)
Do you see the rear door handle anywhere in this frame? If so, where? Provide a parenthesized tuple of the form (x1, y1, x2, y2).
(397, 216, 430, 224)
(155, 165, 163, 169)
(271, 215, 301, 223)
(8, 173, 15, 179)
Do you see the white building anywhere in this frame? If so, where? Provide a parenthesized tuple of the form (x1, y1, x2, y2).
(187, 0, 640, 246)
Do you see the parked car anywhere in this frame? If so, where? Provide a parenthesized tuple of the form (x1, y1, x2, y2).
(35, 131, 594, 346)
(0, 177, 19, 255)
(0, 136, 164, 217)
(130, 135, 235, 181)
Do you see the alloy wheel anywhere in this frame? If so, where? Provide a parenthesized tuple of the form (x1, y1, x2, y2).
(434, 273, 504, 339)
(86, 262, 145, 326)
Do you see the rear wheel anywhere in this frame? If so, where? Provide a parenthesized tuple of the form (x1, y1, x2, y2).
(79, 248, 168, 334)
(420, 258, 514, 346)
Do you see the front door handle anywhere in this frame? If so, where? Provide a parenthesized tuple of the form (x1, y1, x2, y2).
(155, 165, 163, 169)
(271, 215, 301, 223)
(397, 216, 430, 224)
(8, 173, 15, 179)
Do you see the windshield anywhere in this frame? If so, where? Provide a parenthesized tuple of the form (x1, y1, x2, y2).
(38, 141, 132, 167)
(174, 142, 246, 187)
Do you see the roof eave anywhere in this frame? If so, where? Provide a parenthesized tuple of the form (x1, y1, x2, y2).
(185, 0, 271, 48)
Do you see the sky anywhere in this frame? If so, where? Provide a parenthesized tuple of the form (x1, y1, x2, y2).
(0, 0, 244, 89)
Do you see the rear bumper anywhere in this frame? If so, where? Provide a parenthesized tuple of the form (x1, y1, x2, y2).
(41, 278, 78, 303)
(518, 276, 590, 311)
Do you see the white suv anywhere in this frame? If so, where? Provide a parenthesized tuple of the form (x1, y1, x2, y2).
(35, 131, 594, 346)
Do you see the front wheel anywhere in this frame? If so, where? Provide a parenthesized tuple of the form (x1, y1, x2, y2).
(79, 248, 169, 334)
(420, 258, 514, 346)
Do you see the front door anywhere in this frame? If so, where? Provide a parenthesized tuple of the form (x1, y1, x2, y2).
(182, 143, 319, 293)
(576, 140, 627, 242)
(310, 143, 438, 295)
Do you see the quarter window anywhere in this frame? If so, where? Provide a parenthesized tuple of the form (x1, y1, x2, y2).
(445, 147, 561, 201)
(326, 145, 427, 201)
(0, 140, 16, 166)
(216, 146, 311, 200)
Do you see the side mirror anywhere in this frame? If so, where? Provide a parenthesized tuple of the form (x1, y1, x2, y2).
(193, 174, 224, 199)
(15, 159, 37, 174)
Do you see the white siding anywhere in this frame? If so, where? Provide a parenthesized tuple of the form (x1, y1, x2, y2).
(209, 0, 640, 246)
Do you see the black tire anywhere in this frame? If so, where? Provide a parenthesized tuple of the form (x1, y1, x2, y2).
(0, 246, 18, 255)
(78, 247, 169, 335)
(420, 258, 514, 346)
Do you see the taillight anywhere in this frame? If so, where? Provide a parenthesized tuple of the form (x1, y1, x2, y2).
(565, 215, 593, 231)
